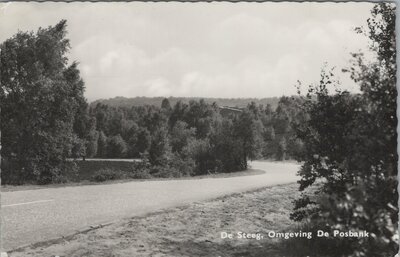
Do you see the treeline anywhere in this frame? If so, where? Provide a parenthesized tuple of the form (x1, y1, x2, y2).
(73, 96, 306, 176)
(91, 96, 281, 110)
(80, 97, 305, 161)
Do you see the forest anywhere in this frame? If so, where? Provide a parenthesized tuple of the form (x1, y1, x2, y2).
(77, 96, 305, 164)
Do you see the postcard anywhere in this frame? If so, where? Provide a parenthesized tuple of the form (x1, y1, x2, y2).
(0, 1, 397, 257)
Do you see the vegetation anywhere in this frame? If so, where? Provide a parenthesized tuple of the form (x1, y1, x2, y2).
(0, 20, 86, 184)
(0, 3, 397, 257)
(91, 96, 281, 110)
(290, 3, 397, 257)
(74, 160, 133, 181)
(90, 168, 126, 182)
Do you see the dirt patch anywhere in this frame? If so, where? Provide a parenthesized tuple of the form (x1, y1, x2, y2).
(9, 183, 300, 257)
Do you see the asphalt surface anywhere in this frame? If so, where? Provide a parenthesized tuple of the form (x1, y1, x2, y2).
(1, 161, 300, 251)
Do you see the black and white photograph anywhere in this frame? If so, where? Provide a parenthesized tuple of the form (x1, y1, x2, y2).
(0, 1, 398, 257)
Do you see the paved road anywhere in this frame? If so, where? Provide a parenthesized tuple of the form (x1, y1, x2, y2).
(1, 161, 300, 251)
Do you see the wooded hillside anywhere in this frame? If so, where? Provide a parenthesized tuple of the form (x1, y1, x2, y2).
(91, 96, 282, 110)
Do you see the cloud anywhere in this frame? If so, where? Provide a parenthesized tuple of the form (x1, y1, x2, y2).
(0, 2, 375, 101)
(145, 78, 172, 96)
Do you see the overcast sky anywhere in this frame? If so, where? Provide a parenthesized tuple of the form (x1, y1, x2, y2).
(0, 2, 375, 101)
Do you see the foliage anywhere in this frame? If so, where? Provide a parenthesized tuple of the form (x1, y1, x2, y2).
(130, 160, 153, 179)
(0, 20, 86, 184)
(82, 94, 305, 164)
(86, 97, 274, 176)
(86, 129, 99, 158)
(233, 109, 264, 168)
(91, 96, 282, 110)
(170, 121, 196, 153)
(106, 134, 127, 158)
(291, 4, 397, 257)
(97, 131, 108, 158)
(90, 168, 125, 182)
(185, 138, 215, 175)
(148, 126, 171, 165)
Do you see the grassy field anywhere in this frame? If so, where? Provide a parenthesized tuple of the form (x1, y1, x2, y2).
(9, 183, 300, 257)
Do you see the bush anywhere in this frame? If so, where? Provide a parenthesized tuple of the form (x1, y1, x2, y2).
(129, 153, 195, 178)
(281, 222, 351, 257)
(290, 4, 398, 256)
(90, 168, 125, 182)
(130, 160, 153, 179)
(75, 160, 133, 181)
(149, 165, 181, 178)
(1, 159, 78, 185)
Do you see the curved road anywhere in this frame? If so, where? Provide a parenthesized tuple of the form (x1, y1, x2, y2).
(1, 161, 299, 251)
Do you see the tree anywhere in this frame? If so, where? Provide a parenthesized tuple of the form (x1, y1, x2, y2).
(210, 118, 238, 172)
(170, 121, 196, 153)
(183, 99, 217, 138)
(71, 135, 86, 160)
(0, 20, 86, 184)
(276, 137, 287, 161)
(270, 96, 305, 160)
(148, 126, 171, 165)
(233, 108, 264, 169)
(86, 129, 99, 158)
(106, 134, 127, 158)
(291, 4, 397, 256)
(136, 128, 151, 155)
(169, 100, 189, 129)
(184, 138, 214, 175)
(126, 126, 150, 158)
(161, 98, 172, 112)
(97, 131, 108, 158)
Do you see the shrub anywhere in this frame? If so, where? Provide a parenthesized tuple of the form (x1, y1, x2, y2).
(90, 168, 125, 182)
(130, 160, 153, 179)
(290, 4, 398, 256)
(281, 222, 351, 257)
(149, 165, 181, 178)
(129, 153, 195, 178)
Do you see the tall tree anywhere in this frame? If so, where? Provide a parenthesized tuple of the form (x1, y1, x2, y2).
(106, 134, 127, 158)
(1, 20, 87, 184)
(161, 98, 172, 112)
(170, 121, 196, 153)
(233, 108, 264, 169)
(148, 126, 171, 165)
(97, 131, 108, 158)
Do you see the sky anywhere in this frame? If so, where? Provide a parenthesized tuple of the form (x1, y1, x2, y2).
(0, 2, 376, 101)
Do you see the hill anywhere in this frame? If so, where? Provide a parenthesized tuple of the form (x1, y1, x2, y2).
(90, 96, 282, 109)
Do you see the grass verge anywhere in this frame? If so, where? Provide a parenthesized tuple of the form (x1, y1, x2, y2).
(1, 169, 265, 192)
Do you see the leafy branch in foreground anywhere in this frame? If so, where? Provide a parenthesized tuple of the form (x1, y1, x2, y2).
(291, 3, 397, 257)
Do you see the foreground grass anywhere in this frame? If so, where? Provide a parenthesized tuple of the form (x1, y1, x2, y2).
(1, 169, 265, 192)
(9, 183, 300, 257)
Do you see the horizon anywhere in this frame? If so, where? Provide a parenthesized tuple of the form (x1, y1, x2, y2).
(91, 95, 286, 102)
